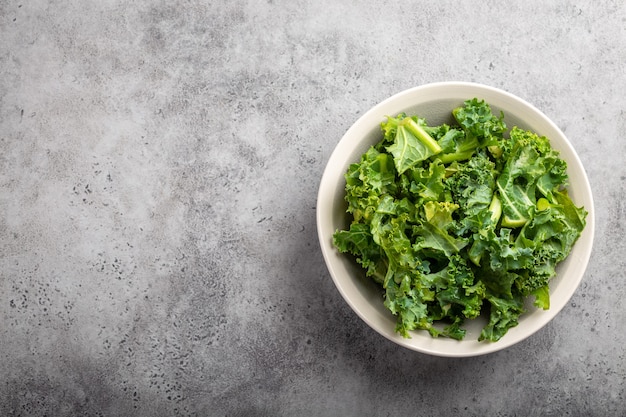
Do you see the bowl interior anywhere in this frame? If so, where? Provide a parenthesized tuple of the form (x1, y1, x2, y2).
(317, 82, 595, 357)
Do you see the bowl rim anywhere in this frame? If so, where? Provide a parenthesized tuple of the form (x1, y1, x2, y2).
(316, 81, 595, 357)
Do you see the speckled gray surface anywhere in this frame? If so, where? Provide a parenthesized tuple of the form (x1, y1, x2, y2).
(1, 0, 625, 416)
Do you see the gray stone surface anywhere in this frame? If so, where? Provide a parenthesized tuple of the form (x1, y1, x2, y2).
(1, 0, 624, 416)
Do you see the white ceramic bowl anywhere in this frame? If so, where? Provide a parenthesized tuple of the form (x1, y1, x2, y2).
(317, 82, 595, 357)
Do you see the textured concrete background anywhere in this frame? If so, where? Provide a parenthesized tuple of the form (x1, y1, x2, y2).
(1, 0, 624, 416)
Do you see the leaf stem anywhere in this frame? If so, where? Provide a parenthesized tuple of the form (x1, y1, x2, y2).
(403, 118, 443, 155)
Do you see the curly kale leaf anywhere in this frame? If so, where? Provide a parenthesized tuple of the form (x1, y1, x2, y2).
(452, 98, 506, 147)
(411, 201, 469, 258)
(382, 115, 442, 174)
(479, 290, 525, 342)
(496, 127, 569, 227)
(445, 150, 498, 236)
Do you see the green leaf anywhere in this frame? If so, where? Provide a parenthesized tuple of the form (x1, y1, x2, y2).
(452, 98, 506, 146)
(532, 285, 550, 310)
(496, 143, 541, 227)
(479, 292, 525, 342)
(333, 223, 386, 283)
(407, 159, 446, 203)
(412, 201, 469, 257)
(386, 117, 442, 174)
